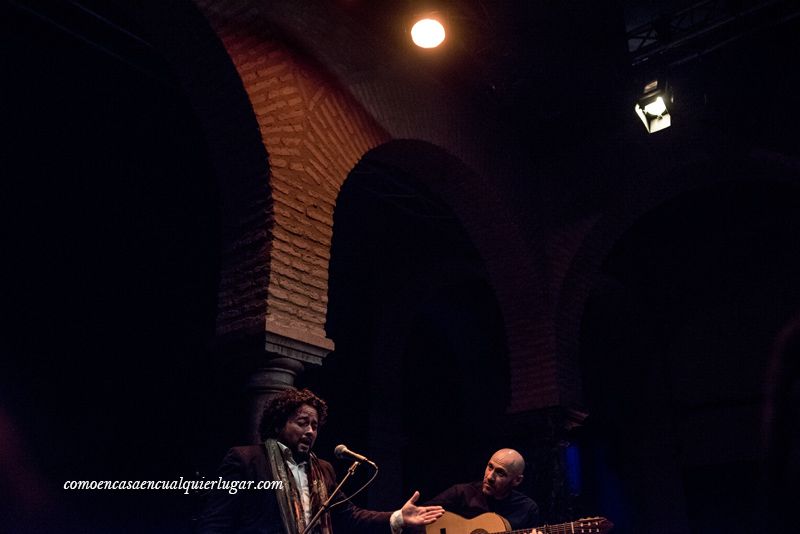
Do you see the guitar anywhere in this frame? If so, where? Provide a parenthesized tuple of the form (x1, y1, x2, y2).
(425, 511, 613, 534)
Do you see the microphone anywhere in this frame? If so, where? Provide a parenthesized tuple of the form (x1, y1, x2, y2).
(334, 444, 377, 468)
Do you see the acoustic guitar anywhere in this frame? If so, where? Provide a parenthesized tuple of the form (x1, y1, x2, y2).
(425, 511, 613, 534)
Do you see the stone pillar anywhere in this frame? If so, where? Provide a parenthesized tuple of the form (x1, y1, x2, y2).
(244, 329, 333, 443)
(245, 356, 304, 443)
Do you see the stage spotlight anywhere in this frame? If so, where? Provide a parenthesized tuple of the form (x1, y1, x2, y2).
(635, 79, 672, 133)
(411, 17, 446, 48)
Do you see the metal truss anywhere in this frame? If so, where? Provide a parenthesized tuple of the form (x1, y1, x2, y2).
(627, 0, 800, 67)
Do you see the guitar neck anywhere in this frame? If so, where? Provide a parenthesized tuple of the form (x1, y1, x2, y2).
(539, 523, 578, 534)
(496, 524, 573, 534)
(495, 519, 608, 534)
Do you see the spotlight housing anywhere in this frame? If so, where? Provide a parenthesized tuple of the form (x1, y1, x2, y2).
(635, 79, 672, 133)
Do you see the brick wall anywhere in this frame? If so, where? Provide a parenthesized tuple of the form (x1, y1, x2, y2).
(196, 0, 390, 350)
(192, 0, 567, 411)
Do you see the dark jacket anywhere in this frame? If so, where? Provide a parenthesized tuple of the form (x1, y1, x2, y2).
(198, 445, 391, 534)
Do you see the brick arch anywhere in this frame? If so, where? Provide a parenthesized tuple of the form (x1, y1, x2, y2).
(555, 152, 800, 408)
(188, 1, 549, 399)
(192, 0, 392, 357)
(353, 140, 552, 412)
(117, 1, 275, 343)
(184, 1, 555, 411)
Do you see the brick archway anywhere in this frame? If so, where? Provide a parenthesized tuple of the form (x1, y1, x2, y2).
(353, 140, 552, 412)
(556, 152, 800, 410)
(184, 2, 556, 413)
(573, 176, 800, 532)
(119, 0, 577, 433)
(322, 139, 533, 507)
(117, 1, 274, 344)
(193, 0, 390, 359)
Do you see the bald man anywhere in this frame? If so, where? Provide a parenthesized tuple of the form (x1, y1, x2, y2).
(425, 449, 539, 530)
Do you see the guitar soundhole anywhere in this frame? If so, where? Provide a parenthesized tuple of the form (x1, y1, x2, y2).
(470, 530, 489, 534)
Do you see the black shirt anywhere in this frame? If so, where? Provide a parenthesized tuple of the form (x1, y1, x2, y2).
(426, 481, 539, 530)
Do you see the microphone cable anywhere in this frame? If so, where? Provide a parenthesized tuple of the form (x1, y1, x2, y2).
(327, 464, 379, 511)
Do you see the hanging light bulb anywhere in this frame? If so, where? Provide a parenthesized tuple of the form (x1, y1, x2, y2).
(411, 17, 446, 48)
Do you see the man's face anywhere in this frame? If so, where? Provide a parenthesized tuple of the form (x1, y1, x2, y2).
(277, 404, 319, 456)
(482, 451, 522, 499)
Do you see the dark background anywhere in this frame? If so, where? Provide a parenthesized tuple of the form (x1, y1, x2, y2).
(3, 1, 799, 532)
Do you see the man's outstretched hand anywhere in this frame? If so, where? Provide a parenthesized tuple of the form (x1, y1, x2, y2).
(400, 491, 444, 527)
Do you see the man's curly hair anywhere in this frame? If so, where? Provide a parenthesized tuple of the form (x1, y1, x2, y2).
(259, 388, 329, 441)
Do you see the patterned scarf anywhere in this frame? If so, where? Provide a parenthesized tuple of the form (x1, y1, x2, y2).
(265, 439, 333, 534)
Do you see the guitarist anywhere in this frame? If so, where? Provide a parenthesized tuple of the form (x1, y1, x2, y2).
(422, 449, 540, 532)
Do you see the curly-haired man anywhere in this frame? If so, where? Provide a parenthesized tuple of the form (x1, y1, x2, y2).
(199, 388, 443, 533)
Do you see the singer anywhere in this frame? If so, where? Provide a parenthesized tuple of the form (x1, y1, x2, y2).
(198, 388, 443, 533)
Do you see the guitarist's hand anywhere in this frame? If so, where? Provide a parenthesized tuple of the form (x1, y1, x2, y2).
(400, 490, 444, 527)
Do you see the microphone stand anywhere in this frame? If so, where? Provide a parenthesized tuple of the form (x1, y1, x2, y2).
(301, 460, 362, 534)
